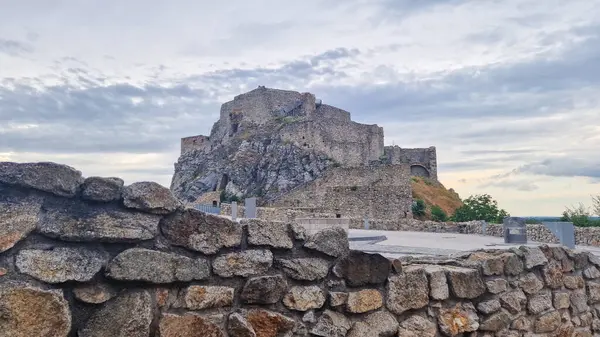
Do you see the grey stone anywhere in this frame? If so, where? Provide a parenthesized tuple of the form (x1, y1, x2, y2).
(554, 291, 571, 309)
(468, 252, 504, 276)
(228, 313, 256, 337)
(159, 313, 225, 337)
(527, 290, 553, 314)
(310, 310, 352, 337)
(79, 290, 153, 337)
(277, 258, 329, 281)
(0, 161, 83, 197)
(503, 252, 524, 275)
(0, 284, 71, 337)
(511, 316, 531, 331)
(438, 302, 479, 335)
(244, 219, 293, 249)
(542, 260, 564, 288)
(571, 289, 590, 314)
(304, 227, 349, 257)
(386, 267, 429, 315)
(587, 281, 600, 304)
(241, 275, 287, 304)
(73, 282, 117, 304)
(477, 299, 501, 315)
(244, 310, 295, 336)
(584, 266, 600, 279)
(486, 278, 508, 294)
(446, 266, 486, 299)
(38, 200, 160, 242)
(397, 315, 435, 337)
(283, 286, 326, 311)
(0, 196, 41, 252)
(160, 208, 242, 254)
(81, 176, 124, 202)
(500, 290, 527, 314)
(534, 310, 561, 333)
(333, 251, 390, 286)
(291, 223, 307, 241)
(213, 250, 273, 277)
(520, 246, 548, 269)
(329, 292, 348, 307)
(349, 311, 399, 337)
(345, 289, 383, 313)
(479, 310, 512, 332)
(122, 181, 180, 214)
(16, 247, 105, 283)
(303, 311, 317, 323)
(106, 248, 210, 283)
(564, 275, 585, 289)
(179, 286, 235, 310)
(519, 272, 544, 294)
(423, 265, 449, 300)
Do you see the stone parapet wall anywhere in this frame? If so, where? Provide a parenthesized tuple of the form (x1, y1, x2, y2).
(4, 161, 600, 336)
(220, 203, 338, 221)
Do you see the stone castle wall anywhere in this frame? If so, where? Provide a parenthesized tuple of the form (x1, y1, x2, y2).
(385, 145, 438, 180)
(270, 164, 413, 220)
(220, 203, 338, 221)
(3, 161, 600, 336)
(181, 135, 211, 155)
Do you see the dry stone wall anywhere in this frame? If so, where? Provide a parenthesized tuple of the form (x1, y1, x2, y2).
(3, 161, 600, 336)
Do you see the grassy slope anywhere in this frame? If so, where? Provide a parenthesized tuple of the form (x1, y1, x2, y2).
(411, 176, 463, 220)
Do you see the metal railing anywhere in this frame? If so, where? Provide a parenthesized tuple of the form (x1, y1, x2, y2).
(195, 204, 221, 215)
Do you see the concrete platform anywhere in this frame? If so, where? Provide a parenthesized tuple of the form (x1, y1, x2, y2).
(349, 229, 600, 259)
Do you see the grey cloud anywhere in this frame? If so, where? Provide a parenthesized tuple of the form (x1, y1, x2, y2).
(0, 39, 33, 56)
(516, 158, 600, 179)
(479, 179, 539, 192)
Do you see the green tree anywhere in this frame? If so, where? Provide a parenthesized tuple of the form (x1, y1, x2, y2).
(431, 205, 447, 222)
(450, 194, 509, 223)
(412, 199, 426, 217)
(559, 202, 600, 227)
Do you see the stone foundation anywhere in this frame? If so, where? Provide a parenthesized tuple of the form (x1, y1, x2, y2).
(3, 161, 600, 336)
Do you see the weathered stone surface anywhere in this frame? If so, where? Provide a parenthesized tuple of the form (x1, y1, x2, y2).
(468, 252, 504, 276)
(345, 289, 382, 313)
(246, 310, 295, 337)
(161, 208, 242, 254)
(511, 316, 531, 331)
(584, 266, 600, 279)
(397, 315, 435, 337)
(213, 249, 273, 277)
(527, 290, 553, 314)
(106, 248, 210, 283)
(16, 247, 105, 283)
(0, 161, 83, 197)
(503, 252, 524, 275)
(521, 246, 548, 269)
(81, 176, 124, 202)
(329, 292, 348, 307)
(79, 290, 152, 337)
(213, 250, 273, 277)
(333, 251, 390, 286)
(180, 286, 234, 309)
(304, 227, 349, 257)
(571, 289, 590, 314)
(241, 275, 288, 304)
(228, 313, 256, 337)
(244, 219, 293, 249)
(423, 265, 449, 300)
(565, 275, 585, 289)
(587, 281, 600, 304)
(310, 310, 352, 337)
(348, 311, 398, 337)
(0, 197, 40, 252)
(500, 289, 527, 314)
(277, 258, 329, 281)
(477, 299, 501, 315)
(486, 278, 508, 294)
(446, 266, 486, 299)
(534, 310, 561, 333)
(73, 282, 116, 304)
(122, 181, 179, 214)
(542, 260, 564, 288)
(159, 313, 225, 337)
(519, 272, 544, 294)
(0, 285, 71, 337)
(387, 267, 429, 314)
(38, 200, 160, 242)
(479, 310, 511, 332)
(283, 286, 326, 311)
(554, 291, 571, 309)
(438, 302, 479, 336)
(290, 223, 307, 241)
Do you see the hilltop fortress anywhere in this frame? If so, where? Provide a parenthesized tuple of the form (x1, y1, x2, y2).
(171, 86, 437, 219)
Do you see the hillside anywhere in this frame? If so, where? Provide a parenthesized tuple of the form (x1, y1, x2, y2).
(411, 176, 463, 219)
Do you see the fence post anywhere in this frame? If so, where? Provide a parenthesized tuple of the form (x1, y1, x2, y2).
(245, 197, 257, 219)
(364, 215, 369, 230)
(231, 201, 238, 221)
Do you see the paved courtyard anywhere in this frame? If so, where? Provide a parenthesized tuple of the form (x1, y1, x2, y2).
(349, 229, 600, 258)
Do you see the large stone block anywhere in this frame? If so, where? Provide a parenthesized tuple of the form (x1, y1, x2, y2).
(283, 286, 326, 311)
(304, 227, 349, 257)
(310, 310, 352, 337)
(446, 266, 486, 299)
(0, 285, 71, 337)
(534, 310, 561, 333)
(161, 208, 242, 254)
(244, 219, 293, 249)
(159, 313, 225, 337)
(122, 181, 180, 214)
(81, 176, 124, 202)
(213, 250, 273, 277)
(0, 196, 41, 252)
(348, 311, 399, 337)
(0, 162, 83, 197)
(106, 248, 210, 283)
(277, 258, 330, 281)
(245, 310, 296, 337)
(387, 267, 429, 315)
(345, 289, 383, 313)
(333, 251, 391, 286)
(438, 302, 479, 335)
(241, 275, 288, 304)
(16, 247, 106, 283)
(396, 314, 435, 337)
(179, 286, 235, 310)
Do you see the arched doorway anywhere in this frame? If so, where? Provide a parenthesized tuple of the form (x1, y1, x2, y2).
(410, 165, 430, 178)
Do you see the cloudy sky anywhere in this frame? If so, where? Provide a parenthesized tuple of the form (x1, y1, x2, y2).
(2, 0, 600, 216)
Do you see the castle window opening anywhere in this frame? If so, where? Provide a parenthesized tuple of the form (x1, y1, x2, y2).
(212, 200, 218, 207)
(336, 213, 341, 218)
(410, 165, 430, 178)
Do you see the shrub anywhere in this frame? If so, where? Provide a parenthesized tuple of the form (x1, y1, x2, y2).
(431, 205, 447, 222)
(560, 203, 600, 227)
(412, 199, 426, 217)
(450, 194, 509, 224)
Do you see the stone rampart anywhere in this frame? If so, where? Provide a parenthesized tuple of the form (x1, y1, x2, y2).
(181, 135, 211, 155)
(4, 161, 600, 336)
(385, 145, 438, 180)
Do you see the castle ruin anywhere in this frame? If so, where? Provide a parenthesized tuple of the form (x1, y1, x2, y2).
(172, 86, 437, 220)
